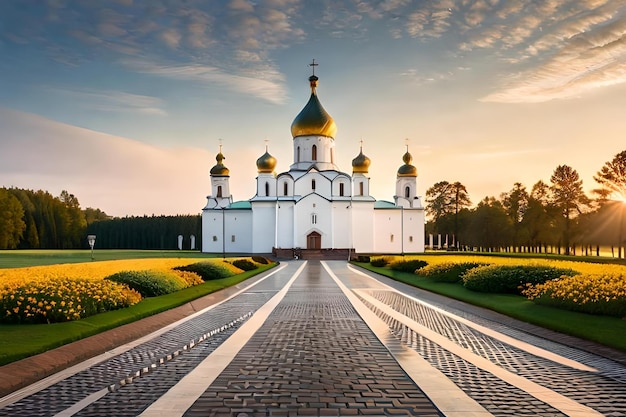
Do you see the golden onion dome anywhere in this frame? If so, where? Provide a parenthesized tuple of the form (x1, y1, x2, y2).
(210, 149, 229, 176)
(352, 147, 371, 174)
(256, 147, 277, 173)
(397, 150, 417, 177)
(290, 75, 337, 139)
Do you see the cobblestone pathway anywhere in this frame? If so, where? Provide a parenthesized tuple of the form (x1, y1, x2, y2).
(1, 260, 625, 417)
(183, 262, 442, 417)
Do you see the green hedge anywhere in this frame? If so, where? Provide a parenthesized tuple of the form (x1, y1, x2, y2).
(416, 262, 488, 283)
(174, 261, 242, 281)
(463, 265, 578, 294)
(232, 259, 258, 271)
(251, 255, 269, 265)
(370, 257, 390, 267)
(105, 270, 188, 297)
(390, 259, 428, 273)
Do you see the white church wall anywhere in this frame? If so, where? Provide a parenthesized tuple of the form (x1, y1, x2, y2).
(331, 202, 351, 248)
(276, 202, 295, 248)
(201, 210, 223, 253)
(256, 174, 277, 197)
(351, 202, 375, 253)
(224, 210, 252, 253)
(402, 209, 426, 253)
(374, 209, 403, 253)
(290, 136, 337, 171)
(293, 171, 331, 197)
(294, 194, 332, 248)
(252, 203, 276, 253)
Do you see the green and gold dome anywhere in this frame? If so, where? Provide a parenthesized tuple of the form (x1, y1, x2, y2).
(256, 147, 277, 173)
(352, 146, 371, 174)
(210, 148, 229, 176)
(397, 150, 417, 177)
(290, 75, 337, 139)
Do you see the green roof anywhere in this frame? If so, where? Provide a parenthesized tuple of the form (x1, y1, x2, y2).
(374, 200, 397, 209)
(229, 201, 252, 209)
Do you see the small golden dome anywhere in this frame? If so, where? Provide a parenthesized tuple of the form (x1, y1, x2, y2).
(256, 148, 277, 173)
(290, 75, 337, 138)
(352, 148, 371, 174)
(397, 151, 417, 177)
(210, 149, 229, 176)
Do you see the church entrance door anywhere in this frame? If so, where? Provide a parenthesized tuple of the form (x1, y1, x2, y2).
(307, 231, 321, 249)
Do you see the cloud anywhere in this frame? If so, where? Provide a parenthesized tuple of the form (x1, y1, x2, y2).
(0, 108, 208, 216)
(478, 0, 626, 102)
(161, 28, 182, 48)
(49, 88, 168, 116)
(123, 59, 288, 105)
(482, 17, 626, 103)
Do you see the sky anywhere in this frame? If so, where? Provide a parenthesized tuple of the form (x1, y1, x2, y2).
(1, 0, 625, 217)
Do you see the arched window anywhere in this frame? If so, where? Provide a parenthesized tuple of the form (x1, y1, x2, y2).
(264, 182, 269, 196)
(405, 186, 410, 198)
(339, 182, 344, 196)
(217, 185, 222, 198)
(312, 144, 317, 161)
(283, 182, 288, 196)
(297, 146, 301, 162)
(312, 179, 316, 191)
(359, 182, 364, 196)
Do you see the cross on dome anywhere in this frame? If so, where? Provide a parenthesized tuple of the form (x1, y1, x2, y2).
(309, 59, 318, 76)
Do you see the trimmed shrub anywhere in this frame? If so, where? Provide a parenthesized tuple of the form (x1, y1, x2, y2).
(174, 261, 243, 281)
(172, 270, 204, 287)
(105, 270, 188, 297)
(390, 259, 428, 273)
(462, 265, 578, 294)
(356, 255, 371, 263)
(416, 262, 489, 283)
(232, 259, 258, 271)
(370, 257, 390, 267)
(251, 255, 269, 265)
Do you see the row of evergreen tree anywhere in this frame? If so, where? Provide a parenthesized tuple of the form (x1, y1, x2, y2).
(0, 187, 201, 250)
(425, 150, 626, 257)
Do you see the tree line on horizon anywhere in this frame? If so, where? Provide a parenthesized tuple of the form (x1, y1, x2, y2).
(1, 150, 624, 255)
(426, 150, 626, 258)
(0, 188, 201, 250)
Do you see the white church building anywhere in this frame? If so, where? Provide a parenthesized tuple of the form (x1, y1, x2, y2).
(202, 68, 425, 257)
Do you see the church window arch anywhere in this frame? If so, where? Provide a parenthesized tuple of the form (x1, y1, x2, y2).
(297, 146, 301, 162)
(283, 182, 288, 196)
(339, 182, 345, 197)
(264, 182, 269, 196)
(311, 213, 317, 224)
(217, 185, 223, 198)
(312, 179, 316, 191)
(405, 186, 410, 198)
(312, 144, 317, 161)
(359, 182, 364, 196)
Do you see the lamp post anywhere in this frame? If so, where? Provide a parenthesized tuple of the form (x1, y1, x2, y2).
(87, 235, 96, 261)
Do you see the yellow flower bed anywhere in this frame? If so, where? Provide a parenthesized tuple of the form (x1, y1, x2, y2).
(0, 258, 240, 324)
(378, 255, 626, 317)
(0, 258, 205, 287)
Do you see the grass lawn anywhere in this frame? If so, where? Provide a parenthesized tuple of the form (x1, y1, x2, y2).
(0, 249, 218, 269)
(0, 263, 275, 365)
(354, 262, 626, 353)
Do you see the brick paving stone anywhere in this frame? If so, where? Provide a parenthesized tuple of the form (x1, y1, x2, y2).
(183, 262, 444, 417)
